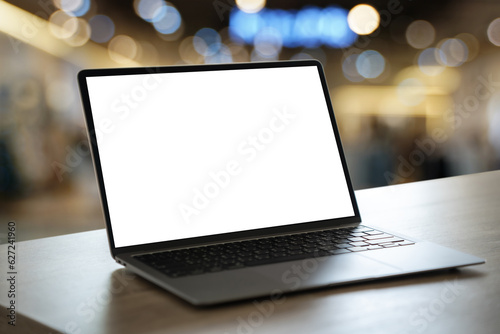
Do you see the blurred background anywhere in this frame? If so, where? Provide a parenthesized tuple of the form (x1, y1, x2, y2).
(0, 0, 499, 242)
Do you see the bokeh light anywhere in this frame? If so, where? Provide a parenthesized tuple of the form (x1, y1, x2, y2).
(54, 0, 91, 17)
(347, 4, 380, 35)
(356, 50, 385, 79)
(254, 27, 282, 57)
(108, 35, 139, 64)
(229, 6, 356, 49)
(456, 33, 479, 61)
(63, 18, 90, 46)
(179, 36, 204, 64)
(418, 48, 445, 76)
(319, 6, 357, 48)
(134, 0, 167, 22)
(236, 0, 266, 14)
(342, 54, 364, 82)
(193, 28, 221, 56)
(49, 10, 78, 39)
(438, 38, 468, 67)
(487, 18, 500, 46)
(153, 5, 182, 34)
(406, 20, 435, 49)
(205, 44, 233, 64)
(88, 15, 115, 43)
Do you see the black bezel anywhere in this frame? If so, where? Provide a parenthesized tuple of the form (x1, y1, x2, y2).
(77, 60, 361, 259)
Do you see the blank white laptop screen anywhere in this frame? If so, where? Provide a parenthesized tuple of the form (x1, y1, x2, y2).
(85, 65, 355, 247)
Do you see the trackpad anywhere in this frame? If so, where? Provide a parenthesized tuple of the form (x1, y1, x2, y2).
(255, 253, 403, 291)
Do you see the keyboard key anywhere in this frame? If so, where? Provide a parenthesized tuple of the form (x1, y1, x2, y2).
(349, 241, 370, 247)
(363, 233, 394, 240)
(398, 241, 415, 246)
(347, 246, 369, 252)
(330, 249, 351, 255)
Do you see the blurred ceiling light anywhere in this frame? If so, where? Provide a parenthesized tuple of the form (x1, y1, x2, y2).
(229, 9, 263, 44)
(356, 50, 385, 79)
(342, 54, 364, 82)
(334, 85, 450, 117)
(134, 0, 167, 22)
(89, 14, 115, 43)
(319, 6, 356, 48)
(394, 66, 461, 94)
(405, 20, 435, 49)
(49, 11, 90, 47)
(347, 4, 380, 35)
(487, 17, 500, 46)
(438, 38, 468, 67)
(193, 28, 221, 56)
(230, 6, 356, 49)
(236, 0, 266, 14)
(397, 78, 426, 106)
(294, 6, 323, 48)
(418, 48, 445, 76)
(0, 1, 139, 67)
(54, 0, 91, 17)
(456, 33, 479, 61)
(108, 35, 139, 64)
(153, 4, 182, 34)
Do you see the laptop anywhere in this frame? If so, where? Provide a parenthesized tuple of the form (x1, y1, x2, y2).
(78, 60, 484, 306)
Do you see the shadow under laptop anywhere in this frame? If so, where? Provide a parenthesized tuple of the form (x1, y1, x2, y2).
(96, 266, 484, 334)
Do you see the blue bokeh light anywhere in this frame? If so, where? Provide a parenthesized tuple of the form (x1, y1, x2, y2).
(229, 6, 357, 49)
(137, 0, 167, 23)
(153, 5, 182, 34)
(89, 15, 115, 43)
(356, 50, 385, 79)
(60, 0, 91, 17)
(193, 28, 221, 57)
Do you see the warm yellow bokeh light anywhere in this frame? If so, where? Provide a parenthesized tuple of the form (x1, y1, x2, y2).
(49, 10, 78, 39)
(347, 4, 380, 35)
(236, 0, 266, 14)
(108, 35, 139, 64)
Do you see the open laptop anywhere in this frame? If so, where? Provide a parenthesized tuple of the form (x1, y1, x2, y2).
(78, 60, 484, 306)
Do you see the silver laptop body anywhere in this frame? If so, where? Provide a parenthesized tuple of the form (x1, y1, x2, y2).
(78, 60, 484, 306)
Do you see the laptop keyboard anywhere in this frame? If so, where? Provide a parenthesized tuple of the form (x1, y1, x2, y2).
(134, 226, 414, 278)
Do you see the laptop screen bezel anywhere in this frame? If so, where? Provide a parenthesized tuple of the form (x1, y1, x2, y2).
(77, 60, 361, 258)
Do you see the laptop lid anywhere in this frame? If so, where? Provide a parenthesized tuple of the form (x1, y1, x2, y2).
(78, 60, 360, 258)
